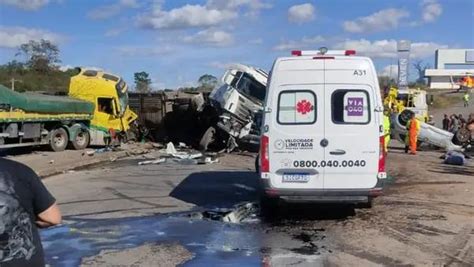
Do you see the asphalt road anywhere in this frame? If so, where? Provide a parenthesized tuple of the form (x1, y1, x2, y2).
(38, 148, 474, 266)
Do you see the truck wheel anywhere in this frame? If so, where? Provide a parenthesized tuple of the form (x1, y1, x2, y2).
(72, 129, 90, 150)
(50, 128, 68, 152)
(199, 127, 216, 151)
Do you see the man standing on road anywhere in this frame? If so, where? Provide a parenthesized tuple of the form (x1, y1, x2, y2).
(450, 114, 460, 133)
(442, 114, 450, 131)
(463, 92, 470, 108)
(405, 113, 420, 155)
(0, 158, 61, 267)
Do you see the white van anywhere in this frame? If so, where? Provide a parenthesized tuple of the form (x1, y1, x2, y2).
(259, 48, 386, 209)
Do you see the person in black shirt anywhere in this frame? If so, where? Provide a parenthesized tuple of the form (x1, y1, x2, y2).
(442, 114, 450, 131)
(0, 158, 61, 267)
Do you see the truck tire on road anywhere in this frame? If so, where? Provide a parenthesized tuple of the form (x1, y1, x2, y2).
(199, 126, 216, 151)
(71, 129, 90, 150)
(50, 128, 69, 152)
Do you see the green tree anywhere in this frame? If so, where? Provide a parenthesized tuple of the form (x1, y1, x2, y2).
(134, 71, 151, 93)
(198, 74, 218, 91)
(16, 39, 61, 73)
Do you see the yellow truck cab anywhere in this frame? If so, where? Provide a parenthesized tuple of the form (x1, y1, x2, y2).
(0, 68, 136, 151)
(69, 68, 137, 146)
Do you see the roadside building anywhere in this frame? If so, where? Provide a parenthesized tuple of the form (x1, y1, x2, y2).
(424, 49, 474, 90)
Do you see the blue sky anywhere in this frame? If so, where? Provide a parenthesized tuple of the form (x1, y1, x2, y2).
(0, 0, 473, 89)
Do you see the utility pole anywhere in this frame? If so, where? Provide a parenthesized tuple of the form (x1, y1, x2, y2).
(10, 78, 22, 91)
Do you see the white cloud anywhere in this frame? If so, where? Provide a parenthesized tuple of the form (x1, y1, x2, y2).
(87, 0, 139, 20)
(183, 29, 234, 47)
(116, 45, 174, 56)
(206, 0, 271, 16)
(421, 0, 442, 23)
(208, 61, 238, 69)
(0, 0, 52, 11)
(288, 3, 315, 24)
(334, 38, 448, 59)
(137, 0, 271, 30)
(273, 35, 325, 51)
(137, 4, 236, 30)
(0, 26, 64, 48)
(379, 64, 398, 78)
(343, 8, 409, 33)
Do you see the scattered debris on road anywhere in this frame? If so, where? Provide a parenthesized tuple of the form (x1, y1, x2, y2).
(189, 202, 259, 224)
(138, 158, 166, 165)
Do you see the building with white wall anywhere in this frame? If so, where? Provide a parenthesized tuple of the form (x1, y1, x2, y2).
(425, 49, 474, 89)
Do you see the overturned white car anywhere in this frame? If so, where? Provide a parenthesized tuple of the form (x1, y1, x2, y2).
(392, 110, 468, 151)
(199, 64, 268, 151)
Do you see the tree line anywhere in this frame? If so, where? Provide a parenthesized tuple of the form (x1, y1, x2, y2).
(0, 39, 219, 93)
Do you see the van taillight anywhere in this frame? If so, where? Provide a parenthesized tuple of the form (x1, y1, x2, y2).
(260, 135, 270, 172)
(345, 50, 356, 56)
(291, 50, 302, 56)
(378, 136, 385, 172)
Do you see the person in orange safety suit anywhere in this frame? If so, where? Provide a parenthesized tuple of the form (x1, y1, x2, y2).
(404, 113, 420, 155)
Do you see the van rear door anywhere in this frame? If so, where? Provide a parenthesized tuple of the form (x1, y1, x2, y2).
(268, 62, 325, 190)
(323, 60, 379, 189)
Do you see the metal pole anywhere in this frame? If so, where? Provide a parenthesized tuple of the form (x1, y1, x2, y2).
(10, 78, 22, 91)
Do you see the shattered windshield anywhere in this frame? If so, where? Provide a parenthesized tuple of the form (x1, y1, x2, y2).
(116, 79, 128, 115)
(231, 72, 266, 103)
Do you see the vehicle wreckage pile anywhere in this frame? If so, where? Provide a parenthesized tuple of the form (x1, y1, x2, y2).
(131, 64, 268, 153)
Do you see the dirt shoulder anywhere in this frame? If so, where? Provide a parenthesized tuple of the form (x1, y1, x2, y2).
(327, 144, 474, 266)
(3, 143, 154, 178)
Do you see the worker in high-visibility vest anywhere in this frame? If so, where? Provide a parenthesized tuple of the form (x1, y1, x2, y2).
(383, 110, 391, 153)
(404, 113, 420, 155)
(464, 92, 470, 107)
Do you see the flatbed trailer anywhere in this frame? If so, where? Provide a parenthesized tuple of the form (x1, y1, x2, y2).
(0, 110, 94, 151)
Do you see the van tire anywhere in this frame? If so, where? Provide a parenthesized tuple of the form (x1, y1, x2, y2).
(357, 198, 373, 209)
(50, 128, 69, 152)
(260, 196, 279, 218)
(71, 129, 90, 150)
(199, 127, 216, 151)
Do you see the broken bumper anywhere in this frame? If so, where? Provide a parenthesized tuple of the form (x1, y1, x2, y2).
(260, 179, 384, 203)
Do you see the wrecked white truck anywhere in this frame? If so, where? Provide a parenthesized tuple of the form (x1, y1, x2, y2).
(199, 64, 268, 151)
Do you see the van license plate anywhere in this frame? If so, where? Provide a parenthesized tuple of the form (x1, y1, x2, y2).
(282, 173, 310, 183)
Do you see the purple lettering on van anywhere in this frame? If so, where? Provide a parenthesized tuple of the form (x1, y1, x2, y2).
(347, 97, 363, 116)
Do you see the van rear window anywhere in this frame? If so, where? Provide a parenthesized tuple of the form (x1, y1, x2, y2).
(332, 90, 370, 124)
(277, 90, 316, 125)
